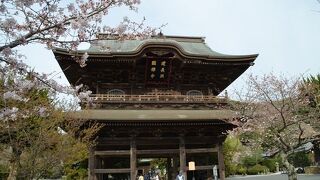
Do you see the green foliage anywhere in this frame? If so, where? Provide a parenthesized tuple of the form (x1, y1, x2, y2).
(150, 158, 167, 175)
(0, 164, 9, 179)
(236, 165, 247, 175)
(225, 164, 237, 176)
(247, 164, 269, 175)
(0, 164, 8, 172)
(260, 158, 280, 172)
(65, 160, 88, 180)
(0, 73, 98, 179)
(242, 151, 263, 168)
(288, 152, 311, 167)
(223, 135, 243, 176)
(239, 131, 260, 143)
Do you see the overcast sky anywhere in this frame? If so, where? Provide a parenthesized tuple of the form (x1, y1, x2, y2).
(20, 0, 320, 94)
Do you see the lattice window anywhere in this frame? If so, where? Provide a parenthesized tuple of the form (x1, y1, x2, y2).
(186, 90, 203, 97)
(107, 89, 125, 96)
(186, 90, 203, 101)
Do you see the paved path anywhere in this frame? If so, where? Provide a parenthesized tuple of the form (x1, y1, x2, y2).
(226, 174, 320, 180)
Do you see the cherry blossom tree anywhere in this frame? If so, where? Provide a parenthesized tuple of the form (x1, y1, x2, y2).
(0, 0, 158, 179)
(0, 0, 157, 89)
(0, 66, 103, 179)
(233, 74, 320, 180)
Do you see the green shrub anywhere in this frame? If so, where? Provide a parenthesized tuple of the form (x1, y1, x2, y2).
(247, 164, 269, 175)
(261, 158, 277, 172)
(0, 164, 9, 179)
(65, 167, 87, 180)
(225, 163, 237, 176)
(242, 153, 263, 168)
(223, 135, 243, 176)
(65, 160, 88, 180)
(236, 165, 247, 175)
(288, 152, 311, 167)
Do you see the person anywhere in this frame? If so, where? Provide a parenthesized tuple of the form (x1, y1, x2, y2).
(138, 173, 144, 180)
(176, 170, 185, 180)
(144, 170, 151, 180)
(154, 172, 160, 180)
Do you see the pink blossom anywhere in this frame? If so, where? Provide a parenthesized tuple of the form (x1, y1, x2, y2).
(2, 48, 12, 57)
(38, 107, 47, 117)
(0, 4, 7, 13)
(75, 84, 84, 92)
(3, 91, 28, 102)
(67, 3, 76, 12)
(0, 107, 19, 120)
(78, 90, 92, 101)
(14, 79, 35, 90)
(2, 18, 17, 33)
(79, 52, 89, 67)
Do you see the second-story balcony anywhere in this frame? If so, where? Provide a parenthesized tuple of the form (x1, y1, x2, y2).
(90, 94, 228, 104)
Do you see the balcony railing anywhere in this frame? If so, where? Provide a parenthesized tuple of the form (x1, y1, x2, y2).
(89, 94, 227, 104)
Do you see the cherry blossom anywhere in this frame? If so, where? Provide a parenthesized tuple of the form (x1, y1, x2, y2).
(233, 74, 320, 180)
(0, 1, 161, 179)
(3, 91, 28, 102)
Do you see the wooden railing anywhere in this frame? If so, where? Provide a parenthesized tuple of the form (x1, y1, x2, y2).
(89, 94, 227, 104)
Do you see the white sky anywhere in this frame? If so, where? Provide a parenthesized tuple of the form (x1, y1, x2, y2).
(20, 0, 320, 94)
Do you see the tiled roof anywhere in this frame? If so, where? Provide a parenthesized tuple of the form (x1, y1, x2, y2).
(56, 34, 257, 59)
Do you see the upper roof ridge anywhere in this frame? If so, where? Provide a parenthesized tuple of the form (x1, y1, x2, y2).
(96, 33, 205, 43)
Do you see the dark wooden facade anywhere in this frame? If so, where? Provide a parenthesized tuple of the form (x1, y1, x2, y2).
(53, 34, 257, 180)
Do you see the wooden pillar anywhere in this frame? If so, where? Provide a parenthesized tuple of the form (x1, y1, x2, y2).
(179, 136, 187, 179)
(167, 157, 172, 180)
(96, 157, 103, 180)
(89, 147, 97, 180)
(130, 139, 137, 180)
(217, 143, 225, 180)
(172, 157, 178, 180)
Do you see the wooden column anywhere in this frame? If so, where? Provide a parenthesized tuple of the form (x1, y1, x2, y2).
(217, 143, 225, 180)
(172, 157, 178, 180)
(179, 136, 187, 179)
(130, 139, 137, 180)
(89, 147, 97, 180)
(96, 157, 103, 180)
(167, 158, 172, 180)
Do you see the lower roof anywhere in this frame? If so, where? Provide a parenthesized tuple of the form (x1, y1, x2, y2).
(69, 109, 237, 122)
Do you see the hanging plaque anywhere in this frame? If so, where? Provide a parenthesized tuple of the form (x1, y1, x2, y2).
(145, 59, 170, 84)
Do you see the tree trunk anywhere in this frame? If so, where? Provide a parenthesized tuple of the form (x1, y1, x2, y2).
(281, 152, 297, 180)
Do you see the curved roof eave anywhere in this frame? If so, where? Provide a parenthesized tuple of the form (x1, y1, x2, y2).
(52, 41, 258, 62)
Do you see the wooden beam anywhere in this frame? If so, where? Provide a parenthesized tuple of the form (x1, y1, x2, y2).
(218, 143, 225, 180)
(185, 147, 217, 153)
(130, 139, 137, 180)
(138, 149, 179, 155)
(94, 168, 131, 174)
(95, 150, 130, 156)
(95, 147, 217, 156)
(97, 136, 218, 145)
(98, 136, 219, 141)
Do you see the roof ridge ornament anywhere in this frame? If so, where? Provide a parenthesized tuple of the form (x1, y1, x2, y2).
(158, 31, 164, 37)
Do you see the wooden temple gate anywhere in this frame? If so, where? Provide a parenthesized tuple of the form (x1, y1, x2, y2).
(53, 33, 257, 179)
(74, 110, 236, 180)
